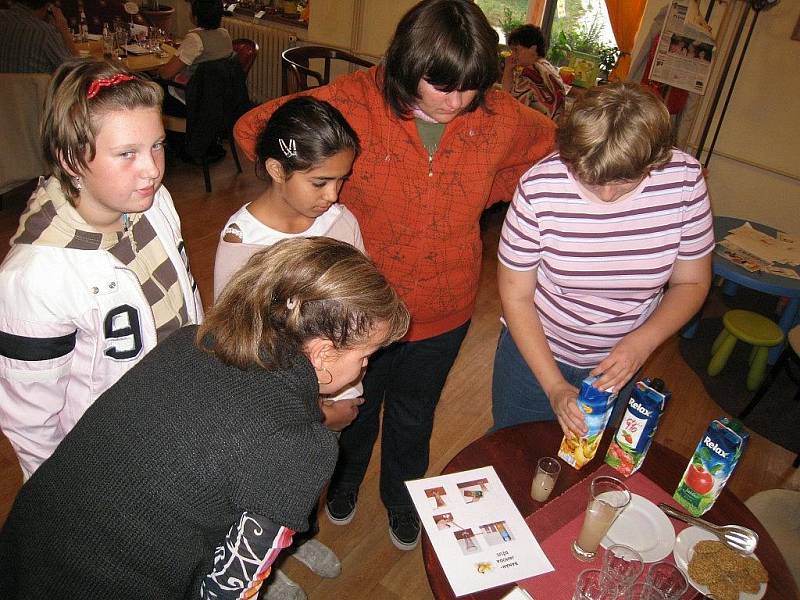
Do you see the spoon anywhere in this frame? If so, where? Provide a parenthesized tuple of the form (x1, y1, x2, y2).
(658, 503, 759, 555)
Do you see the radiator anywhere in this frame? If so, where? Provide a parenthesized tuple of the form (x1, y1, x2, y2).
(223, 16, 299, 103)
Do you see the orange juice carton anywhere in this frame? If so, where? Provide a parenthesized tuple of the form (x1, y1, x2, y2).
(673, 417, 749, 516)
(605, 378, 669, 477)
(558, 376, 617, 470)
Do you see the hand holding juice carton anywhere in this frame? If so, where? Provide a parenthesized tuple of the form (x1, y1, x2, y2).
(673, 417, 749, 516)
(558, 376, 617, 470)
(605, 378, 669, 477)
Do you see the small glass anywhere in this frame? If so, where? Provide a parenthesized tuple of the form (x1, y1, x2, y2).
(531, 456, 561, 502)
(572, 475, 631, 562)
(574, 568, 616, 600)
(623, 582, 666, 600)
(644, 562, 688, 600)
(601, 544, 643, 592)
(102, 28, 115, 59)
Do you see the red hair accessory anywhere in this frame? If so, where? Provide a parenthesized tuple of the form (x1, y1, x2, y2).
(87, 74, 137, 99)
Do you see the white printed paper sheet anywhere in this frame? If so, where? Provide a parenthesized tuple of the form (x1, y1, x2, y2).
(406, 466, 553, 597)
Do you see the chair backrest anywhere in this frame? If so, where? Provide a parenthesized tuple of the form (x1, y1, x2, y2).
(0, 73, 50, 195)
(184, 56, 252, 160)
(232, 38, 259, 76)
(281, 45, 374, 96)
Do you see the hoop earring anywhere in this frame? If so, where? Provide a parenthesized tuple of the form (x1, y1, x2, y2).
(315, 367, 333, 386)
(72, 176, 82, 191)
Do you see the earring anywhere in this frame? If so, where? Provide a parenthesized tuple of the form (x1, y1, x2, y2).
(315, 367, 333, 386)
(72, 176, 82, 191)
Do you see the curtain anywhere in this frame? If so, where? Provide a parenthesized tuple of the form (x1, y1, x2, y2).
(604, 0, 647, 81)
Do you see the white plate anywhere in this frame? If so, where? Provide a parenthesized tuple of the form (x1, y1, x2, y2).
(600, 494, 675, 562)
(673, 525, 716, 570)
(672, 526, 767, 600)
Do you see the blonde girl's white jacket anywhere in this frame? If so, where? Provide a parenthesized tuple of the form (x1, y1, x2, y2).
(0, 179, 203, 479)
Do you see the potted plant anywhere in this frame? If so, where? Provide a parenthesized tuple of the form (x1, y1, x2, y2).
(546, 16, 619, 87)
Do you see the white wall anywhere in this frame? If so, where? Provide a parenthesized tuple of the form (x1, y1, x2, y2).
(307, 0, 416, 60)
(634, 0, 800, 234)
(702, 1, 800, 232)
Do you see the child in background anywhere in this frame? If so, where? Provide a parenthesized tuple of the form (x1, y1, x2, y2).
(213, 96, 363, 600)
(501, 24, 567, 120)
(0, 59, 203, 480)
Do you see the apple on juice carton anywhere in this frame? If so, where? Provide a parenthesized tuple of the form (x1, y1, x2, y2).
(673, 417, 749, 516)
(558, 376, 617, 470)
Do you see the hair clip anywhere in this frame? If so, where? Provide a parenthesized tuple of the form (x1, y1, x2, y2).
(87, 74, 136, 99)
(286, 297, 297, 310)
(279, 138, 297, 158)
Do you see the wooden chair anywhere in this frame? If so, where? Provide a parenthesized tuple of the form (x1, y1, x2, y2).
(163, 56, 252, 193)
(231, 38, 259, 77)
(281, 45, 374, 96)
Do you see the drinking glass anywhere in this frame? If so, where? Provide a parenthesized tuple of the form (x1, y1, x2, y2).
(644, 562, 688, 600)
(573, 568, 616, 600)
(531, 456, 561, 502)
(623, 582, 667, 600)
(572, 475, 631, 562)
(601, 544, 643, 592)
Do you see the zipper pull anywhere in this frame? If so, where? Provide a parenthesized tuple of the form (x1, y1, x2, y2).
(428, 152, 433, 177)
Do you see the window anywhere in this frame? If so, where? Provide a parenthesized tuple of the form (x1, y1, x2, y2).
(476, 0, 618, 67)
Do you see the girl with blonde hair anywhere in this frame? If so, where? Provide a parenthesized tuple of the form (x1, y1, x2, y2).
(0, 237, 409, 600)
(0, 59, 202, 479)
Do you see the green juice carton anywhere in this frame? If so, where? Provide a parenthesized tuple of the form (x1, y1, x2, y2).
(673, 417, 749, 516)
(605, 378, 669, 477)
(558, 376, 617, 470)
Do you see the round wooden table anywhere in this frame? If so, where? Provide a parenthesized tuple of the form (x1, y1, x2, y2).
(421, 421, 798, 600)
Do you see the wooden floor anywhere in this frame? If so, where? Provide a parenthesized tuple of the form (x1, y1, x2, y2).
(1, 156, 798, 599)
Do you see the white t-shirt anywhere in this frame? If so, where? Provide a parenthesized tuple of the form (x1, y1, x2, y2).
(213, 203, 367, 401)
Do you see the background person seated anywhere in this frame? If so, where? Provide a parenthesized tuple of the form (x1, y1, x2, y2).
(0, 0, 77, 73)
(501, 24, 567, 120)
(158, 0, 232, 114)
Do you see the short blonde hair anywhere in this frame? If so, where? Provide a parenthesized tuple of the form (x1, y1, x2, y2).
(41, 59, 163, 202)
(557, 82, 672, 185)
(199, 237, 410, 370)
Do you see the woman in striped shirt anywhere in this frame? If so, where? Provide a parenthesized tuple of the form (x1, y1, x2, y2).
(492, 82, 714, 437)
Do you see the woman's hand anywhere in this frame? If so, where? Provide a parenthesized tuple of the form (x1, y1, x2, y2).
(590, 333, 654, 394)
(547, 380, 585, 437)
(320, 397, 364, 431)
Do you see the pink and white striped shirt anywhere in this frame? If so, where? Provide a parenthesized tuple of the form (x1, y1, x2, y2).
(498, 150, 714, 368)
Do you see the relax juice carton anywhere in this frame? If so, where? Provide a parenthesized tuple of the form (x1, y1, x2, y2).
(605, 378, 670, 477)
(673, 417, 750, 516)
(558, 376, 617, 470)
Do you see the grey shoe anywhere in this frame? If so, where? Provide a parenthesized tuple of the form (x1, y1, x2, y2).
(291, 539, 341, 578)
(261, 568, 307, 600)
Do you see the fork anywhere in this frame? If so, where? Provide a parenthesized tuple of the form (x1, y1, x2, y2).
(658, 503, 759, 555)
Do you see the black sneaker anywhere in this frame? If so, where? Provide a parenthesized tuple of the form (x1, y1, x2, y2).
(388, 509, 420, 550)
(325, 490, 357, 525)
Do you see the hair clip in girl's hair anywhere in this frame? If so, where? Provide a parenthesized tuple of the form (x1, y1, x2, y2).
(87, 74, 137, 99)
(279, 138, 297, 159)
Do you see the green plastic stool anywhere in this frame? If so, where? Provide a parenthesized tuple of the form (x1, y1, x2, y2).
(708, 309, 785, 391)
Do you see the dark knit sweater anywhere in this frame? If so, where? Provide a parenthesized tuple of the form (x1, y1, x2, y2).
(0, 325, 338, 600)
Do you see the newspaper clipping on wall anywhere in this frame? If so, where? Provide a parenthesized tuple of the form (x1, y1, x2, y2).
(649, 0, 715, 95)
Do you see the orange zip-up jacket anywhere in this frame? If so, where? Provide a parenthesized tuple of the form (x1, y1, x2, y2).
(234, 67, 556, 341)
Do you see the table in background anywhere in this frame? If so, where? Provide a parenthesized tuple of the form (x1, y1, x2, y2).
(76, 40, 177, 73)
(685, 216, 800, 363)
(421, 421, 798, 600)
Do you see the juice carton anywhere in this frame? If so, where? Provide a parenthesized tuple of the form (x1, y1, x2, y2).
(558, 376, 617, 470)
(605, 378, 670, 477)
(673, 418, 749, 516)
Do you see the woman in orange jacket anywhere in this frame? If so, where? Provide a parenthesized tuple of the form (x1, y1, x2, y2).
(234, 0, 556, 553)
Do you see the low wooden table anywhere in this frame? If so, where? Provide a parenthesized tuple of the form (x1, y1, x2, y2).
(421, 421, 798, 600)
